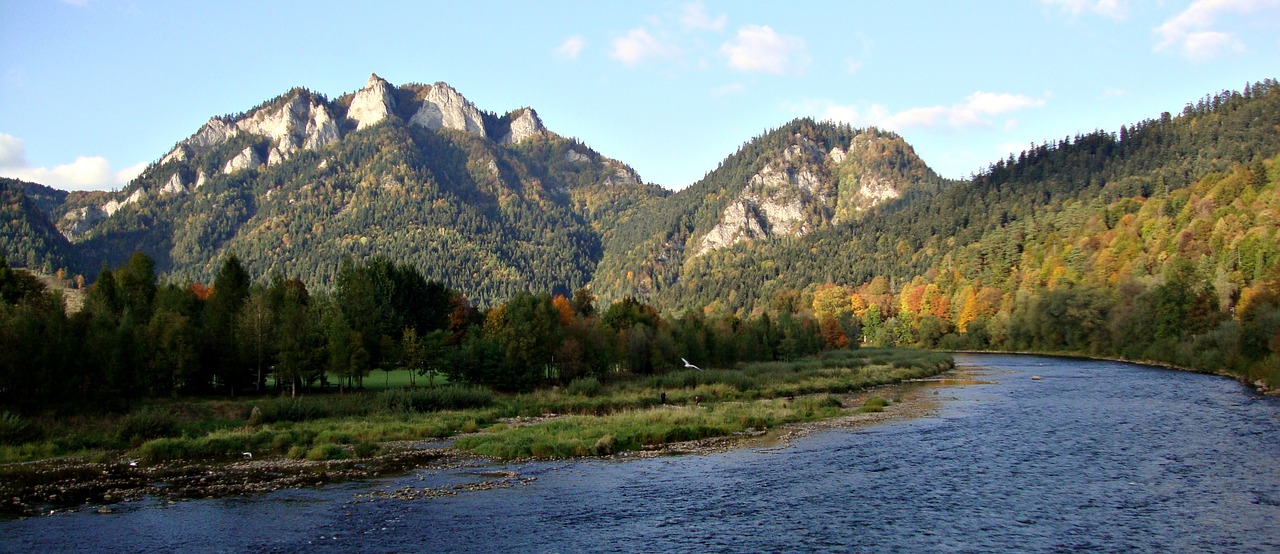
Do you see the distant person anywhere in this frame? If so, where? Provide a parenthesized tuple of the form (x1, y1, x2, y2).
(660, 391, 666, 404)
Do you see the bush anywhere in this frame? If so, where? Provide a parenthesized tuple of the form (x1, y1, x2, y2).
(593, 434, 617, 455)
(305, 444, 349, 461)
(858, 396, 889, 413)
(353, 442, 380, 458)
(136, 437, 189, 462)
(0, 411, 37, 445)
(116, 408, 179, 444)
(567, 377, 604, 397)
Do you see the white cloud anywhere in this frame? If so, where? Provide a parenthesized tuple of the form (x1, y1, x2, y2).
(611, 27, 679, 65)
(810, 91, 1047, 132)
(0, 132, 141, 191)
(680, 1, 726, 31)
(555, 35, 586, 60)
(1042, 0, 1129, 19)
(720, 25, 807, 75)
(1153, 0, 1278, 62)
(0, 132, 28, 168)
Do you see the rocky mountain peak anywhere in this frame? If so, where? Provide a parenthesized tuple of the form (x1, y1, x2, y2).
(347, 73, 396, 130)
(502, 108, 545, 144)
(161, 89, 339, 168)
(409, 81, 486, 137)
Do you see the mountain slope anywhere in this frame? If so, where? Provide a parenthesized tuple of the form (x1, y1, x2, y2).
(0, 178, 76, 272)
(584, 80, 1280, 315)
(34, 74, 664, 303)
(589, 119, 950, 310)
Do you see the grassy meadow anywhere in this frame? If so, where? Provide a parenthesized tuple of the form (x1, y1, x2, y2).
(1, 349, 952, 464)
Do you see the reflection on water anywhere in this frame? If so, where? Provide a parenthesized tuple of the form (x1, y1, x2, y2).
(4, 354, 1279, 552)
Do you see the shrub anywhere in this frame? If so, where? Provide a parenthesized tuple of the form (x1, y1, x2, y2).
(567, 377, 604, 397)
(858, 396, 889, 413)
(0, 411, 37, 445)
(116, 408, 179, 444)
(305, 444, 350, 461)
(353, 442, 380, 458)
(136, 437, 189, 462)
(593, 434, 617, 455)
(819, 395, 844, 409)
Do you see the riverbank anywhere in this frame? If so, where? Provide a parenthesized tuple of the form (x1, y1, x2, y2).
(0, 349, 955, 518)
(947, 348, 1278, 396)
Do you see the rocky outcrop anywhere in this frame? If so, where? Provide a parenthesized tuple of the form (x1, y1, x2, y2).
(348, 73, 395, 131)
(695, 136, 828, 256)
(161, 146, 188, 165)
(602, 164, 643, 187)
(181, 119, 237, 156)
(60, 206, 105, 238)
(697, 200, 768, 253)
(693, 168, 817, 256)
(102, 188, 146, 217)
(502, 108, 544, 143)
(834, 133, 914, 218)
(239, 93, 340, 165)
(223, 147, 263, 174)
(159, 173, 186, 196)
(194, 171, 207, 190)
(163, 90, 339, 170)
(410, 82, 486, 136)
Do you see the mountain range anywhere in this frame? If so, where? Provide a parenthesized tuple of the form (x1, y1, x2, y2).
(2, 75, 1279, 316)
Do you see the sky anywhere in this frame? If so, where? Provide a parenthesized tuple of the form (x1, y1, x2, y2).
(1, 1, 1278, 192)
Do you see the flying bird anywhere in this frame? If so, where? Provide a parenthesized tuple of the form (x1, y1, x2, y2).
(681, 358, 702, 371)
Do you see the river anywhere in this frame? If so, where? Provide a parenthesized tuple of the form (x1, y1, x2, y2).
(3, 354, 1278, 553)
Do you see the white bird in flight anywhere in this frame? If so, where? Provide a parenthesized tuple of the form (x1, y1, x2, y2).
(681, 358, 702, 371)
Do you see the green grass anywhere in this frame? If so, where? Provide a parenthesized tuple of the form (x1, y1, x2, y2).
(0, 349, 952, 464)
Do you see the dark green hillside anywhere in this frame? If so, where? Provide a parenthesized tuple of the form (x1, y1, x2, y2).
(0, 178, 75, 273)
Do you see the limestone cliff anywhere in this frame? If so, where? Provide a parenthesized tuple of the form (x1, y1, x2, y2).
(502, 108, 545, 143)
(693, 128, 928, 257)
(410, 82, 486, 136)
(347, 73, 395, 131)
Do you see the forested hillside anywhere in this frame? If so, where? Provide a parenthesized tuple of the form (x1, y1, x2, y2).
(590, 120, 949, 305)
(2, 77, 1278, 388)
(597, 81, 1280, 316)
(2, 76, 664, 305)
(0, 179, 74, 273)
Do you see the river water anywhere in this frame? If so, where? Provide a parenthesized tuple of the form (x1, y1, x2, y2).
(3, 354, 1278, 553)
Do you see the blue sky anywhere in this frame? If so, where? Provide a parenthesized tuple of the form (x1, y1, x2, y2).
(1, 0, 1277, 191)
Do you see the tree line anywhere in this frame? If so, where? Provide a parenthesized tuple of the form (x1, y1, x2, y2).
(0, 253, 832, 414)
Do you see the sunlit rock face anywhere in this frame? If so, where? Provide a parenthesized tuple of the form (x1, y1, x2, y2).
(410, 82, 487, 137)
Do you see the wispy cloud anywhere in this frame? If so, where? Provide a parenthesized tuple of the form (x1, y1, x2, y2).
(1154, 0, 1278, 62)
(809, 92, 1047, 132)
(720, 25, 808, 75)
(1042, 0, 1129, 20)
(680, 1, 726, 32)
(611, 27, 679, 65)
(0, 132, 143, 191)
(555, 35, 586, 61)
